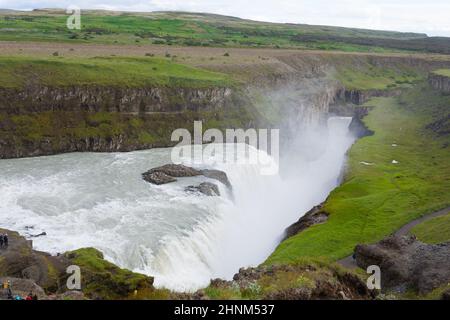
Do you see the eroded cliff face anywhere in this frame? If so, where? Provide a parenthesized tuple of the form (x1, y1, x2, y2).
(429, 73, 450, 92)
(339, 88, 403, 105)
(0, 85, 233, 114)
(0, 84, 258, 159)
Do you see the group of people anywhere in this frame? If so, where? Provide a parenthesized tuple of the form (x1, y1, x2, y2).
(12, 292, 38, 301)
(0, 233, 8, 248)
(3, 280, 38, 300)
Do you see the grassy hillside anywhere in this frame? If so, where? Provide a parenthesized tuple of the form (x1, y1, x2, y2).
(0, 56, 233, 89)
(2, 9, 447, 53)
(293, 34, 450, 54)
(267, 84, 450, 264)
(334, 65, 422, 90)
(410, 214, 450, 244)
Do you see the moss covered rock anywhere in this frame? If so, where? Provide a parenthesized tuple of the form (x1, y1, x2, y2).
(65, 248, 154, 300)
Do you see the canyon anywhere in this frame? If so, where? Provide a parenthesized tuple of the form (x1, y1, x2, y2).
(0, 12, 450, 299)
(1, 50, 450, 159)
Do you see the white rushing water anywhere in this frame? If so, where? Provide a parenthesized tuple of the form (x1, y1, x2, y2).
(0, 117, 355, 292)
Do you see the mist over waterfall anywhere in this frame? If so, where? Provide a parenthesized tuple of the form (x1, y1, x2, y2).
(0, 115, 355, 292)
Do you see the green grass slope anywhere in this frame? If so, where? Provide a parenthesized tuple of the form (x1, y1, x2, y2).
(266, 84, 450, 264)
(410, 213, 450, 244)
(334, 65, 421, 90)
(0, 56, 232, 89)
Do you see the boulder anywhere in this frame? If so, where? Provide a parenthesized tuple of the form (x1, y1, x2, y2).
(200, 169, 231, 188)
(142, 171, 177, 185)
(186, 182, 220, 196)
(355, 235, 450, 293)
(142, 164, 232, 188)
(147, 164, 202, 177)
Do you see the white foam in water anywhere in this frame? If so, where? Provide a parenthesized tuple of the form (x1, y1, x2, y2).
(0, 117, 355, 292)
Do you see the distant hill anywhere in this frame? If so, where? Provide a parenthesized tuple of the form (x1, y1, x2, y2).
(0, 8, 448, 53)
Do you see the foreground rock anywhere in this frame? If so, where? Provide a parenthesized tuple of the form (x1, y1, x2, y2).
(197, 263, 374, 300)
(0, 228, 69, 292)
(64, 248, 155, 300)
(355, 235, 450, 294)
(186, 182, 220, 196)
(142, 164, 231, 188)
(0, 228, 156, 300)
(283, 204, 329, 240)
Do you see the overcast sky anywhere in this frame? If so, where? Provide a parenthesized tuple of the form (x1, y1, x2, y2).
(1, 0, 449, 37)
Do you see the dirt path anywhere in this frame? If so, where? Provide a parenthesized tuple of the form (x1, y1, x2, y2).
(338, 206, 450, 269)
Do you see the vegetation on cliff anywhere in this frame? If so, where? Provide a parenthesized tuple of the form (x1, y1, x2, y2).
(267, 83, 450, 264)
(64, 248, 158, 300)
(432, 69, 450, 77)
(0, 107, 257, 158)
(334, 64, 421, 90)
(201, 259, 372, 300)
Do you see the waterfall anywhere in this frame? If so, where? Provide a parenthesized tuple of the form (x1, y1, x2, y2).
(137, 116, 356, 291)
(0, 117, 355, 292)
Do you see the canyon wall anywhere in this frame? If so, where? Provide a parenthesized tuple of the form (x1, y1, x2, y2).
(0, 86, 233, 114)
(1, 52, 450, 159)
(0, 85, 257, 159)
(428, 73, 450, 92)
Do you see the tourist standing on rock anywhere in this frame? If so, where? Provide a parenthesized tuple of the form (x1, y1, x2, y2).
(3, 234, 8, 247)
(26, 292, 33, 300)
(0, 234, 3, 248)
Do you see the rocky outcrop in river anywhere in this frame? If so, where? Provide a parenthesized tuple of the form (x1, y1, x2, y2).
(186, 182, 220, 196)
(142, 164, 231, 188)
